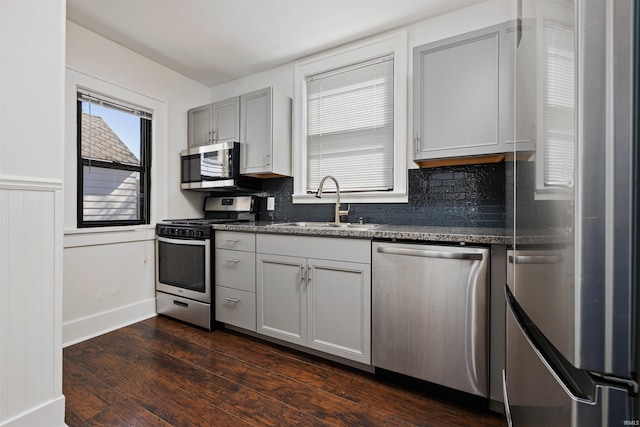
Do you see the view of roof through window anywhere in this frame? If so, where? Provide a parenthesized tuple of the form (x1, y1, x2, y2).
(81, 102, 141, 161)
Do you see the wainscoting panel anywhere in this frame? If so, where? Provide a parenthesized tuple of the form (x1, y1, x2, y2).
(0, 178, 64, 426)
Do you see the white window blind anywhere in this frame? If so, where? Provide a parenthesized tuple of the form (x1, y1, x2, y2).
(306, 55, 394, 193)
(542, 22, 575, 188)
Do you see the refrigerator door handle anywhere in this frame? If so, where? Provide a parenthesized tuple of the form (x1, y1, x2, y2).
(508, 255, 564, 264)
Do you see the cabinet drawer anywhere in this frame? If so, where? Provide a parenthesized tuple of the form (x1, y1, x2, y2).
(257, 233, 371, 264)
(215, 286, 256, 331)
(215, 231, 255, 252)
(215, 249, 256, 292)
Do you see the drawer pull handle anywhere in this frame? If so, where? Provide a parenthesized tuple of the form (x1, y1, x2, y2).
(225, 259, 239, 263)
(224, 297, 240, 304)
(224, 239, 239, 244)
(173, 300, 188, 308)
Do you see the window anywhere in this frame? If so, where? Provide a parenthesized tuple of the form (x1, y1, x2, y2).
(77, 91, 152, 227)
(306, 56, 394, 193)
(293, 32, 407, 203)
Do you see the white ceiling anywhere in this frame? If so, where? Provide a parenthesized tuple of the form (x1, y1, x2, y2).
(66, 0, 487, 87)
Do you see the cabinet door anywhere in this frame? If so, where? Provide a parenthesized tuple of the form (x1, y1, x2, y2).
(240, 88, 272, 174)
(306, 259, 371, 364)
(212, 97, 240, 143)
(256, 253, 306, 345)
(414, 24, 503, 160)
(188, 104, 213, 148)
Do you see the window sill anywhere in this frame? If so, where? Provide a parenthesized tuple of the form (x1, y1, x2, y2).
(64, 225, 156, 248)
(292, 192, 408, 204)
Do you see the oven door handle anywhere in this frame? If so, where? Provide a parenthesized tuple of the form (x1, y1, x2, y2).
(157, 236, 207, 246)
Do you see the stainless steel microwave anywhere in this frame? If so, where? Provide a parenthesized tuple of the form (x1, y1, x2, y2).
(180, 141, 241, 190)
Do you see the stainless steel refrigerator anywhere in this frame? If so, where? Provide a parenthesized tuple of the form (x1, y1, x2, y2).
(503, 0, 638, 426)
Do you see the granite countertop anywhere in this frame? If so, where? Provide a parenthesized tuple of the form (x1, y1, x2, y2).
(213, 222, 571, 246)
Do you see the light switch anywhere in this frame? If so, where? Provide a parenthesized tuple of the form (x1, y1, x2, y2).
(267, 197, 275, 211)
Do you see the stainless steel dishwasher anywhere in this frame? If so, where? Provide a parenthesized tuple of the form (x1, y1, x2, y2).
(372, 241, 489, 397)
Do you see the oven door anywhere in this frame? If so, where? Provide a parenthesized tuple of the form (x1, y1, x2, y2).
(156, 236, 211, 303)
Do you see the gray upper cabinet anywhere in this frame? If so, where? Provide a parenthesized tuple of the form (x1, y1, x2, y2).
(187, 96, 240, 148)
(188, 103, 214, 148)
(240, 87, 291, 177)
(413, 22, 515, 162)
(212, 97, 241, 143)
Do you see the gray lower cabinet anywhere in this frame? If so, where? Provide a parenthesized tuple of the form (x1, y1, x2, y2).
(214, 231, 256, 331)
(413, 22, 515, 161)
(256, 234, 371, 364)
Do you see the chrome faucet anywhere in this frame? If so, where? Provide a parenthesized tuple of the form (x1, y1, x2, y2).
(315, 175, 349, 224)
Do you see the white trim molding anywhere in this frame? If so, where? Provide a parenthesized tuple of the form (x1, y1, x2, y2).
(0, 175, 62, 192)
(65, 67, 169, 229)
(0, 396, 66, 427)
(63, 298, 156, 347)
(293, 30, 408, 204)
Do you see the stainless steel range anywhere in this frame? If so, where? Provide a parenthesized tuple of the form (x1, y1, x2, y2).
(155, 195, 256, 330)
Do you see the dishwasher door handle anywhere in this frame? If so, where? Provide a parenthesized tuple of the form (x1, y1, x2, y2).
(376, 246, 483, 261)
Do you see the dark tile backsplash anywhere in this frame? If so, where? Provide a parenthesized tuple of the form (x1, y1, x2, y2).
(257, 163, 507, 228)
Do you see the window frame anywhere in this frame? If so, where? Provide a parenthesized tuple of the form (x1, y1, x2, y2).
(76, 93, 152, 228)
(292, 31, 408, 204)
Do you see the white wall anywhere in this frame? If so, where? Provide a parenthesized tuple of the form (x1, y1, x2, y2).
(0, 1, 66, 426)
(63, 22, 212, 346)
(209, 0, 515, 170)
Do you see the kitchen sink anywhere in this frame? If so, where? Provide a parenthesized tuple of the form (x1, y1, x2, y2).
(269, 222, 382, 230)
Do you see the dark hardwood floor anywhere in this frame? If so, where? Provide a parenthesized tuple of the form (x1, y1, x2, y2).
(64, 316, 506, 426)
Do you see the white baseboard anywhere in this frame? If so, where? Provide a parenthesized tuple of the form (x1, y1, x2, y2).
(0, 395, 65, 427)
(63, 298, 156, 347)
